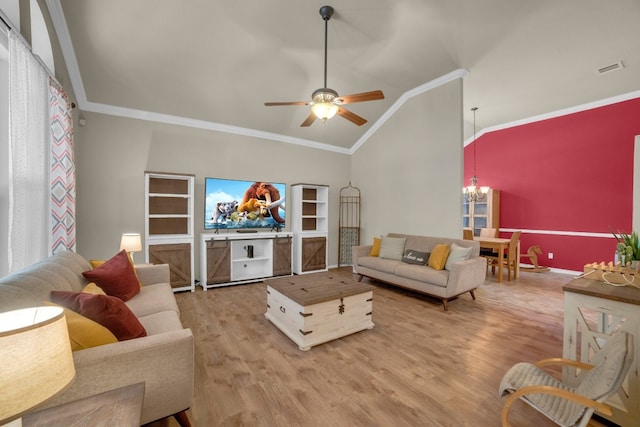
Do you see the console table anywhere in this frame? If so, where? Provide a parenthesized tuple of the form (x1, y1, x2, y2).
(562, 277, 639, 426)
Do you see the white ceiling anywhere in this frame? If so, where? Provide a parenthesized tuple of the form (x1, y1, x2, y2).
(49, 0, 640, 152)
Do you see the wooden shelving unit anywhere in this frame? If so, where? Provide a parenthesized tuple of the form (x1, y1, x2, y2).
(291, 184, 328, 274)
(145, 171, 195, 292)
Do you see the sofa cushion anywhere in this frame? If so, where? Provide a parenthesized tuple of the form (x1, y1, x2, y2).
(50, 291, 147, 341)
(379, 236, 406, 260)
(428, 244, 450, 271)
(401, 249, 429, 266)
(138, 310, 185, 336)
(126, 283, 180, 318)
(445, 243, 473, 270)
(394, 264, 449, 287)
(358, 256, 401, 274)
(0, 251, 92, 312)
(369, 237, 382, 257)
(82, 250, 141, 302)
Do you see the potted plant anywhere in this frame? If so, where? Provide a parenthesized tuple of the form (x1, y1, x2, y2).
(611, 229, 639, 267)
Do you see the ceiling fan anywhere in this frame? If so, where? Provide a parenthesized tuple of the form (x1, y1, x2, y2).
(264, 5, 384, 127)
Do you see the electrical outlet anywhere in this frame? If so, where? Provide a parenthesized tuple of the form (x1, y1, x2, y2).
(548, 252, 554, 260)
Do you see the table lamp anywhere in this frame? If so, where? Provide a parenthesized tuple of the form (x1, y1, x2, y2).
(120, 233, 142, 263)
(0, 306, 76, 426)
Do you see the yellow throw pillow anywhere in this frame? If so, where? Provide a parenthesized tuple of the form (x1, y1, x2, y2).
(89, 259, 105, 269)
(82, 282, 106, 295)
(44, 302, 118, 351)
(428, 244, 450, 271)
(369, 237, 381, 257)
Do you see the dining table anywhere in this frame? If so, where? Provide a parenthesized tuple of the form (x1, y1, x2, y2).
(473, 236, 512, 283)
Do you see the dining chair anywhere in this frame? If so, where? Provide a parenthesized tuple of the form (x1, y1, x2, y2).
(498, 331, 634, 427)
(479, 228, 499, 257)
(463, 229, 474, 240)
(486, 231, 521, 280)
(480, 227, 498, 237)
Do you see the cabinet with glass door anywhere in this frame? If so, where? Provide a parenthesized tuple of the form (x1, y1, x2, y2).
(462, 189, 500, 236)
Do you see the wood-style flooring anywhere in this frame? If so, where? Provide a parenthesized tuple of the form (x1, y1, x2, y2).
(149, 268, 616, 427)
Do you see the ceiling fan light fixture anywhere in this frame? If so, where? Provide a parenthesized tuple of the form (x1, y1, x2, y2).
(263, 5, 384, 127)
(311, 102, 339, 122)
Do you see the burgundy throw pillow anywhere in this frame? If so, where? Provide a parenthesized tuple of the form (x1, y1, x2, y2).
(50, 291, 147, 341)
(82, 250, 140, 301)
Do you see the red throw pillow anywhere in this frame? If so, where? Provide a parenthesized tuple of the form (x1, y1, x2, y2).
(50, 291, 147, 341)
(82, 250, 141, 301)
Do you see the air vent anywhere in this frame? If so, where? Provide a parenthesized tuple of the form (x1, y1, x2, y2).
(597, 61, 625, 75)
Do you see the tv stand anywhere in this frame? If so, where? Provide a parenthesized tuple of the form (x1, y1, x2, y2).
(200, 232, 292, 290)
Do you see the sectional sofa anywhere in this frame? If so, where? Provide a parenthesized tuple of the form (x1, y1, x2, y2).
(0, 250, 194, 425)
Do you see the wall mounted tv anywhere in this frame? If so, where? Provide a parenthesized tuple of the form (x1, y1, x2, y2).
(204, 178, 286, 230)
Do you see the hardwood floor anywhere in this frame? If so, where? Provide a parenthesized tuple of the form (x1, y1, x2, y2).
(151, 268, 616, 427)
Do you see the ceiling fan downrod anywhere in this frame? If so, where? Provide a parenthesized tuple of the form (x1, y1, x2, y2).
(319, 5, 333, 89)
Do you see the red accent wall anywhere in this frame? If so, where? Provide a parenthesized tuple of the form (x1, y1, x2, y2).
(464, 98, 640, 271)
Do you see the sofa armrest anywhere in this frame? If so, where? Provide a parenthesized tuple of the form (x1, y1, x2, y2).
(42, 328, 194, 425)
(135, 263, 170, 286)
(446, 256, 487, 297)
(352, 245, 373, 272)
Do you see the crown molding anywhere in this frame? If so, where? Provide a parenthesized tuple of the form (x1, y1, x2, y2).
(464, 90, 640, 146)
(82, 100, 352, 154)
(349, 69, 469, 154)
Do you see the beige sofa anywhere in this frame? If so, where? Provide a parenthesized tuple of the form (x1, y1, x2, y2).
(352, 233, 487, 310)
(0, 251, 194, 425)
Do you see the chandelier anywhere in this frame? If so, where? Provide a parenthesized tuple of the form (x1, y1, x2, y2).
(463, 107, 490, 202)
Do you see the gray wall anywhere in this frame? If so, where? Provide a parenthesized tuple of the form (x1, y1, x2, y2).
(74, 78, 463, 281)
(74, 112, 351, 281)
(351, 79, 463, 245)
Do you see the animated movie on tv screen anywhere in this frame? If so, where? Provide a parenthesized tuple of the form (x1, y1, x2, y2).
(205, 178, 286, 230)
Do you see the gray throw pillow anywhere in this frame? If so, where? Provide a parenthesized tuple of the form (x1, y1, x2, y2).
(444, 243, 473, 270)
(401, 249, 430, 265)
(379, 236, 406, 260)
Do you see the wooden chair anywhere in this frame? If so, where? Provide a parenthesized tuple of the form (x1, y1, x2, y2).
(486, 231, 521, 280)
(463, 229, 473, 240)
(480, 227, 498, 237)
(499, 331, 634, 427)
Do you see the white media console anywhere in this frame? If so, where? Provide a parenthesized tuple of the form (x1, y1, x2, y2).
(199, 232, 293, 290)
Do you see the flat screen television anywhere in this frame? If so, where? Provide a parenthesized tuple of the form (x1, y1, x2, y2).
(204, 178, 286, 230)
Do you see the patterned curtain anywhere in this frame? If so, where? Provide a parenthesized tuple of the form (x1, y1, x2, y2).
(49, 77, 76, 254)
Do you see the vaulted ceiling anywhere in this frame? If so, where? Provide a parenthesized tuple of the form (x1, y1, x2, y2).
(49, 0, 640, 152)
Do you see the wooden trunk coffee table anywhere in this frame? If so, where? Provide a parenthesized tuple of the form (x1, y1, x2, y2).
(265, 272, 375, 351)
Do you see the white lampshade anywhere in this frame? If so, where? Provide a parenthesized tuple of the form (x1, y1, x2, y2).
(0, 306, 76, 424)
(311, 102, 339, 122)
(120, 233, 142, 253)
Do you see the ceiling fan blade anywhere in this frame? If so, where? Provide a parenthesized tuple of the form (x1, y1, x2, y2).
(337, 107, 367, 126)
(264, 101, 311, 106)
(300, 113, 317, 127)
(336, 90, 384, 104)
